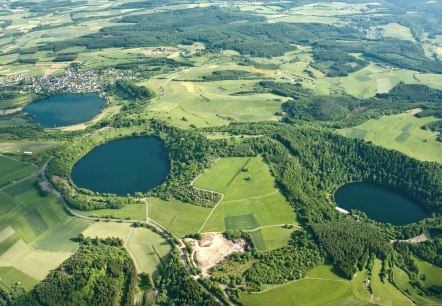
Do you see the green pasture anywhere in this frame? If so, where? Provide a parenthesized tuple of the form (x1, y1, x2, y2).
(127, 227, 172, 278)
(147, 198, 211, 237)
(198, 157, 296, 233)
(334, 63, 442, 98)
(194, 156, 279, 201)
(412, 255, 442, 288)
(257, 226, 296, 251)
(393, 265, 442, 306)
(148, 74, 285, 128)
(193, 157, 251, 192)
(241, 278, 354, 306)
(0, 156, 36, 187)
(381, 23, 415, 42)
(0, 267, 38, 291)
(339, 111, 442, 163)
(0, 141, 58, 155)
(370, 259, 412, 305)
(202, 193, 295, 233)
(82, 222, 134, 241)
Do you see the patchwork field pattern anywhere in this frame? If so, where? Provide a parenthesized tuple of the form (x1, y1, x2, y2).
(340, 111, 442, 163)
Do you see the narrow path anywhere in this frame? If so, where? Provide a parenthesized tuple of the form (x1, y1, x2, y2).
(244, 223, 300, 232)
(221, 189, 279, 204)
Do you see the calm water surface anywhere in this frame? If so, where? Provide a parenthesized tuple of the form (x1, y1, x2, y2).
(71, 137, 170, 196)
(334, 182, 429, 225)
(23, 93, 105, 127)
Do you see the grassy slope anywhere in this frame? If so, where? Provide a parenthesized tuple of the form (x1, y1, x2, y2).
(197, 157, 296, 234)
(148, 198, 211, 238)
(339, 112, 442, 163)
(127, 227, 172, 278)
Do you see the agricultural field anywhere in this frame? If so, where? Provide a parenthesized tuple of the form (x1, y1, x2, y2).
(0, 175, 94, 288)
(194, 157, 296, 235)
(0, 155, 36, 186)
(381, 23, 416, 42)
(339, 111, 442, 163)
(147, 198, 211, 238)
(242, 262, 415, 306)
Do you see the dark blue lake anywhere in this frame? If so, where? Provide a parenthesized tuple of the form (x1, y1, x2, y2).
(334, 182, 429, 225)
(23, 93, 105, 127)
(71, 137, 170, 196)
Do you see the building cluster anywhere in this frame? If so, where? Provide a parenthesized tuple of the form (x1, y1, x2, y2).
(0, 67, 134, 95)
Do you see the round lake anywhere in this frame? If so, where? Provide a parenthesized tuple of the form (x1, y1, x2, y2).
(23, 93, 106, 127)
(71, 137, 170, 196)
(334, 182, 429, 225)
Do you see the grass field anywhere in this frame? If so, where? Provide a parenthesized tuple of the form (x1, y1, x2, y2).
(0, 177, 94, 287)
(257, 226, 296, 251)
(74, 203, 147, 221)
(241, 278, 355, 306)
(339, 111, 442, 163)
(247, 262, 418, 306)
(370, 259, 412, 306)
(147, 198, 211, 237)
(412, 255, 442, 288)
(0, 267, 38, 291)
(0, 156, 36, 187)
(0, 191, 18, 216)
(381, 23, 415, 42)
(195, 157, 296, 237)
(392, 265, 442, 306)
(127, 227, 172, 278)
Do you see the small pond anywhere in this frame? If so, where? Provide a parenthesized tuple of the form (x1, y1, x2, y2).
(71, 137, 170, 196)
(334, 182, 429, 225)
(23, 93, 106, 127)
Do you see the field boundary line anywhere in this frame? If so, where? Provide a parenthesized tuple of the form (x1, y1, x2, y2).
(222, 189, 279, 204)
(226, 157, 251, 187)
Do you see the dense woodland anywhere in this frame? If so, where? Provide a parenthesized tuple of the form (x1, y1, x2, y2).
(28, 6, 442, 75)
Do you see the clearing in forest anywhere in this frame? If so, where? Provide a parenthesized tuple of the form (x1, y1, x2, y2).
(339, 111, 442, 163)
(194, 156, 297, 251)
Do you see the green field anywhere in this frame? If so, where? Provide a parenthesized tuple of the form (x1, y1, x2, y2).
(0, 191, 18, 216)
(195, 157, 296, 236)
(340, 111, 442, 163)
(0, 156, 36, 187)
(412, 255, 442, 288)
(127, 227, 172, 278)
(257, 226, 296, 251)
(241, 278, 355, 306)
(147, 198, 211, 238)
(370, 259, 412, 306)
(245, 262, 414, 306)
(0, 177, 93, 286)
(381, 23, 416, 42)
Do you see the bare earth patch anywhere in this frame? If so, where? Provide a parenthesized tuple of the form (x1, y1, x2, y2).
(0, 108, 22, 116)
(187, 233, 245, 276)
